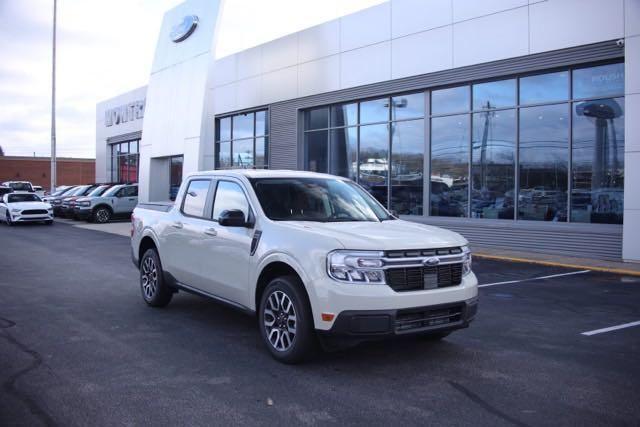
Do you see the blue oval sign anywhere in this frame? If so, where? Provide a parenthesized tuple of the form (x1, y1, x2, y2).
(170, 15, 199, 43)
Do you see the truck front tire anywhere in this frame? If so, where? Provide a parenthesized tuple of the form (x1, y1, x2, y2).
(258, 275, 316, 364)
(140, 248, 173, 307)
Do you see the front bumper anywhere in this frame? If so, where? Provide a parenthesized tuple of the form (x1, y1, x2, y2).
(73, 207, 91, 220)
(308, 272, 479, 331)
(322, 297, 477, 337)
(10, 213, 53, 223)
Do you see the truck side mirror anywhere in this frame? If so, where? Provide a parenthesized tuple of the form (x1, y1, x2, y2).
(218, 209, 247, 227)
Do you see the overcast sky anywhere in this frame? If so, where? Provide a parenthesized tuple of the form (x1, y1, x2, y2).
(0, 0, 384, 159)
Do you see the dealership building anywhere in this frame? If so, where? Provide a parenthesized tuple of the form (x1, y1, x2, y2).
(96, 0, 640, 263)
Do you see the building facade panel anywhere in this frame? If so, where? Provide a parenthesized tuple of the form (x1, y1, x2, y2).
(391, 0, 452, 38)
(391, 26, 453, 79)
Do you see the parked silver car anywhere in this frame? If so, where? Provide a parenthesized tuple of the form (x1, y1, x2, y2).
(74, 183, 138, 223)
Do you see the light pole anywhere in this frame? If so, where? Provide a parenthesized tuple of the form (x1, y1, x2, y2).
(50, 0, 57, 192)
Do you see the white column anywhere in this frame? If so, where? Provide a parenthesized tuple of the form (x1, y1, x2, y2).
(622, 0, 640, 262)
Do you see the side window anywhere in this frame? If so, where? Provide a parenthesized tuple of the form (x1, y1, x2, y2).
(129, 186, 138, 197)
(212, 181, 250, 220)
(182, 180, 211, 218)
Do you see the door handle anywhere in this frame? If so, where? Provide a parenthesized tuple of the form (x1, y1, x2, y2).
(171, 221, 183, 229)
(204, 228, 217, 237)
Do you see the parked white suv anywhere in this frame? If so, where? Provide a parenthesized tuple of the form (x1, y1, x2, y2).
(131, 170, 478, 363)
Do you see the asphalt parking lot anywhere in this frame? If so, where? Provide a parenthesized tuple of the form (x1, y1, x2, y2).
(1, 221, 639, 426)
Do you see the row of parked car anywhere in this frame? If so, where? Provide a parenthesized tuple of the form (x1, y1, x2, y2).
(0, 180, 139, 224)
(45, 182, 139, 223)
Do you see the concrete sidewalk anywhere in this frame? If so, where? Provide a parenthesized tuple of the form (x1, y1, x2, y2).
(55, 218, 131, 237)
(472, 245, 640, 276)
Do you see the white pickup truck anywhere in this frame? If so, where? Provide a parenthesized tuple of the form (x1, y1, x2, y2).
(131, 170, 478, 363)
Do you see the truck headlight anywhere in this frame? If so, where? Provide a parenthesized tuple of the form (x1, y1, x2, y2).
(462, 246, 472, 276)
(327, 250, 386, 284)
(11, 209, 21, 213)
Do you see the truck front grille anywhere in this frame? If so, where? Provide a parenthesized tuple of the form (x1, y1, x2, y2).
(385, 263, 463, 292)
(22, 209, 48, 215)
(395, 304, 464, 333)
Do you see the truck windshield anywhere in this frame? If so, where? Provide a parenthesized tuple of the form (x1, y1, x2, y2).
(8, 182, 32, 191)
(249, 177, 391, 222)
(87, 185, 110, 197)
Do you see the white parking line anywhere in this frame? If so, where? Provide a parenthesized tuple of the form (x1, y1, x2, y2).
(479, 270, 591, 288)
(581, 320, 640, 336)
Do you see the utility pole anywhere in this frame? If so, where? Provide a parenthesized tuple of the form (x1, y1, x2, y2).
(50, 0, 57, 192)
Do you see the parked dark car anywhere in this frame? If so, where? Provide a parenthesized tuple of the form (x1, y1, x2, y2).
(58, 184, 102, 218)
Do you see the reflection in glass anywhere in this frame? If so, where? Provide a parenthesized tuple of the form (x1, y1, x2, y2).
(520, 71, 569, 104)
(359, 124, 389, 207)
(571, 97, 624, 224)
(130, 140, 139, 154)
(255, 137, 267, 168)
(430, 115, 469, 217)
(391, 93, 425, 121)
(431, 86, 470, 115)
(330, 127, 357, 180)
(573, 63, 624, 99)
(256, 111, 267, 136)
(306, 107, 329, 130)
(233, 139, 254, 168)
(360, 98, 389, 124)
(183, 180, 210, 217)
(331, 103, 358, 127)
(518, 104, 569, 221)
(305, 130, 328, 173)
(473, 79, 516, 110)
(471, 110, 515, 219)
(233, 113, 254, 139)
(391, 119, 424, 215)
(217, 141, 231, 168)
(169, 155, 184, 201)
(219, 117, 231, 141)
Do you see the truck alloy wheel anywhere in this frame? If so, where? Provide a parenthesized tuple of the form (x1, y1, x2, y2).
(139, 248, 173, 307)
(263, 290, 297, 351)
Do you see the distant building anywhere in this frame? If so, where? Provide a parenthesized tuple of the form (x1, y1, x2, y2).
(0, 156, 95, 190)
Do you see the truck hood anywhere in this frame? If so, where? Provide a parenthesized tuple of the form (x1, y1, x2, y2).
(282, 219, 467, 250)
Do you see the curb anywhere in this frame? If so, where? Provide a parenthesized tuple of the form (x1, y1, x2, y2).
(474, 253, 640, 277)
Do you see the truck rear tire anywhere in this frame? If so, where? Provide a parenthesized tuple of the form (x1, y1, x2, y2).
(258, 275, 316, 364)
(140, 248, 173, 308)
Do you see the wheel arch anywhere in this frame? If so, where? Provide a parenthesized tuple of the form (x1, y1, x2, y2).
(93, 203, 113, 213)
(253, 256, 313, 313)
(138, 231, 161, 267)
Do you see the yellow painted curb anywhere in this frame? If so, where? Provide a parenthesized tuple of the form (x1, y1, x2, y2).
(474, 253, 640, 277)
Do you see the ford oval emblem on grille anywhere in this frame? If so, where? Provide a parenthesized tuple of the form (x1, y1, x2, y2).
(423, 257, 440, 266)
(170, 15, 199, 43)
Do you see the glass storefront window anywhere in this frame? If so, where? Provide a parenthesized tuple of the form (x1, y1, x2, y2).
(520, 71, 569, 105)
(571, 97, 624, 224)
(331, 103, 358, 127)
(255, 111, 267, 137)
(300, 61, 624, 223)
(233, 113, 254, 139)
(359, 124, 389, 207)
(255, 137, 267, 168)
(233, 139, 254, 168)
(306, 107, 329, 130)
(431, 86, 469, 115)
(391, 119, 424, 215)
(430, 114, 469, 217)
(219, 117, 231, 141)
(217, 141, 231, 168)
(110, 140, 140, 183)
(330, 127, 357, 180)
(360, 98, 389, 124)
(518, 104, 569, 221)
(391, 93, 425, 121)
(169, 155, 183, 201)
(216, 110, 269, 169)
(472, 79, 516, 110)
(305, 130, 328, 173)
(573, 63, 624, 100)
(471, 109, 516, 219)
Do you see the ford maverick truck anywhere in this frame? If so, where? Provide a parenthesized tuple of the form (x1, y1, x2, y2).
(131, 170, 478, 363)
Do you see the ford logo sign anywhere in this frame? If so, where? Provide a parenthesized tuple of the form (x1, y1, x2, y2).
(423, 257, 440, 267)
(170, 15, 199, 43)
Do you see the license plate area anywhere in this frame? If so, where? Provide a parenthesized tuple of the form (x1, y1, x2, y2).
(423, 271, 438, 289)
